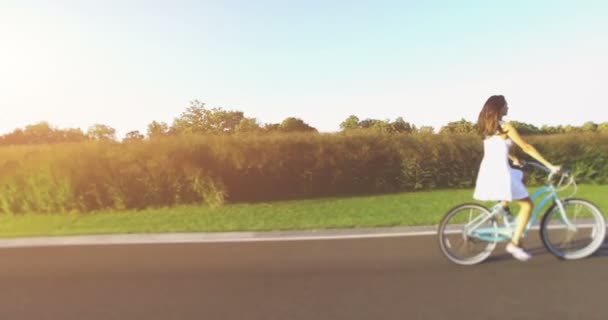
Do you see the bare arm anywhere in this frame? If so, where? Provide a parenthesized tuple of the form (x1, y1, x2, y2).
(502, 122, 560, 172)
(508, 154, 523, 167)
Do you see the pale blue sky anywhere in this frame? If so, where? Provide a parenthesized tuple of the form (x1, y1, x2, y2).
(1, 0, 607, 137)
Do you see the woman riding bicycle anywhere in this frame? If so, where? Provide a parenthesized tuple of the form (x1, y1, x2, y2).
(473, 95, 561, 261)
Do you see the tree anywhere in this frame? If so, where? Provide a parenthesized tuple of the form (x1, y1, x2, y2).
(264, 123, 281, 132)
(355, 118, 390, 132)
(87, 124, 116, 141)
(540, 125, 565, 134)
(23, 122, 56, 143)
(370, 119, 392, 133)
(340, 116, 414, 134)
(59, 128, 88, 142)
(581, 121, 598, 132)
(147, 121, 169, 139)
(563, 125, 582, 134)
(390, 117, 414, 133)
(597, 122, 608, 133)
(418, 126, 434, 134)
(279, 117, 317, 133)
(0, 122, 87, 145)
(358, 118, 378, 129)
(0, 128, 26, 145)
(235, 118, 262, 133)
(339, 115, 360, 131)
(171, 100, 246, 134)
(510, 121, 541, 135)
(123, 130, 144, 142)
(439, 119, 476, 134)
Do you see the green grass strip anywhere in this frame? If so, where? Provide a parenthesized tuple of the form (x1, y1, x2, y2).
(0, 185, 606, 238)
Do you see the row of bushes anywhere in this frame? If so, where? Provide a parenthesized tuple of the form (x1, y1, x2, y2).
(1, 132, 607, 214)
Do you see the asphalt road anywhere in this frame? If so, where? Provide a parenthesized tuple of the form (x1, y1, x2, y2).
(1, 233, 606, 320)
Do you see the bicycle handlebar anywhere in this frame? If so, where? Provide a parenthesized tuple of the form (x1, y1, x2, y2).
(519, 161, 576, 193)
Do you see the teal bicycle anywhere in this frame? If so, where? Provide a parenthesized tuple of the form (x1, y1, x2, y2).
(438, 161, 606, 265)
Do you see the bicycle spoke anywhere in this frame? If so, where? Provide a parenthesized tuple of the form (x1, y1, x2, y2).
(438, 204, 497, 265)
(541, 199, 606, 260)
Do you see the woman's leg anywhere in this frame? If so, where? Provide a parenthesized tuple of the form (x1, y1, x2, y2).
(511, 198, 533, 246)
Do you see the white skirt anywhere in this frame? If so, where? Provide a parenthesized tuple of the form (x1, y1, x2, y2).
(473, 167, 529, 201)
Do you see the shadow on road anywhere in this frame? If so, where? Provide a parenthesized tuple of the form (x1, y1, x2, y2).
(482, 235, 608, 264)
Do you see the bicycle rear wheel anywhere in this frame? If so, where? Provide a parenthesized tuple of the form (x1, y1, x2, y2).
(438, 203, 498, 265)
(540, 198, 606, 260)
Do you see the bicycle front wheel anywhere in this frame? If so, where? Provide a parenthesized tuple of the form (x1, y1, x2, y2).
(438, 203, 498, 265)
(540, 198, 606, 260)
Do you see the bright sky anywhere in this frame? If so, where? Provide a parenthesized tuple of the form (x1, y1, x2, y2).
(1, 0, 607, 137)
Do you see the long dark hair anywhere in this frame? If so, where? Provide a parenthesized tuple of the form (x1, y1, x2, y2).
(477, 95, 507, 136)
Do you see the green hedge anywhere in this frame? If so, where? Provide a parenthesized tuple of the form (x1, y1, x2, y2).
(1, 132, 607, 214)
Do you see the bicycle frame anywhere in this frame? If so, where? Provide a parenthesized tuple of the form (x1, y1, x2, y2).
(467, 184, 573, 243)
(438, 160, 604, 265)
